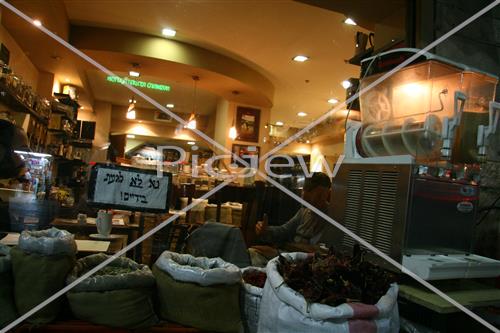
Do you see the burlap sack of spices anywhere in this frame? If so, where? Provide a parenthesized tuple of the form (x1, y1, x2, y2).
(66, 253, 158, 329)
(153, 251, 242, 333)
(258, 252, 399, 333)
(11, 228, 76, 324)
(0, 244, 17, 328)
(240, 266, 266, 333)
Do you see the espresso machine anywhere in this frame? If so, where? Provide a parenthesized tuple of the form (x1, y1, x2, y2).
(331, 48, 500, 280)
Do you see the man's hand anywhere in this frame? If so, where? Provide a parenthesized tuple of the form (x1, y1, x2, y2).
(255, 213, 269, 236)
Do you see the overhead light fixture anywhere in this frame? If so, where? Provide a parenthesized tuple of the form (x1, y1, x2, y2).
(229, 126, 237, 140)
(129, 62, 140, 77)
(293, 55, 309, 62)
(187, 141, 196, 145)
(65, 78, 71, 83)
(184, 76, 199, 130)
(126, 134, 135, 139)
(327, 98, 339, 104)
(341, 80, 352, 89)
(33, 19, 42, 27)
(276, 121, 284, 126)
(126, 97, 136, 120)
(297, 112, 307, 117)
(162, 28, 176, 37)
(229, 116, 238, 140)
(186, 114, 197, 129)
(344, 17, 357, 25)
(306, 140, 310, 144)
(166, 103, 174, 108)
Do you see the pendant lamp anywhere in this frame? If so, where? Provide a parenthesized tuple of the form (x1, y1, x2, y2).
(185, 75, 199, 130)
(126, 97, 136, 119)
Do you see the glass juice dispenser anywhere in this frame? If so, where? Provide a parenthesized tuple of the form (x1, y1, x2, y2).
(358, 56, 498, 164)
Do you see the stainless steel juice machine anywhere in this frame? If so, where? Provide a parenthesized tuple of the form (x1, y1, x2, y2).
(331, 48, 500, 280)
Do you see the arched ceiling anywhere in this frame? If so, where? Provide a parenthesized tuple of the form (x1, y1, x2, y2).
(3, 0, 373, 128)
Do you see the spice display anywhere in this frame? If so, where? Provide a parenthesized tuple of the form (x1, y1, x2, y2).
(243, 270, 267, 288)
(88, 266, 133, 277)
(277, 247, 397, 306)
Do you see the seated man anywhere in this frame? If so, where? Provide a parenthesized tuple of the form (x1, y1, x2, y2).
(249, 172, 332, 266)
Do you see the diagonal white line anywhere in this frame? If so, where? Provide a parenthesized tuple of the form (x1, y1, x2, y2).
(0, 0, 252, 170)
(0, 2, 251, 330)
(0, 177, 237, 333)
(331, 154, 345, 178)
(1, 0, 498, 331)
(259, 0, 500, 162)
(256, 2, 500, 328)
(255, 169, 499, 332)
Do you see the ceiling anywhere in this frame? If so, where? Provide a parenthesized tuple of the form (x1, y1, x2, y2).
(86, 69, 218, 115)
(3, 0, 381, 129)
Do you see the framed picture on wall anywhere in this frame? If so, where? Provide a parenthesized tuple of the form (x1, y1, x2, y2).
(154, 111, 173, 122)
(231, 144, 260, 167)
(236, 106, 260, 142)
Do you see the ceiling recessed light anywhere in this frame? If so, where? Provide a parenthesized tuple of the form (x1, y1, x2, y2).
(341, 80, 352, 89)
(292, 55, 309, 62)
(275, 121, 284, 126)
(344, 18, 357, 25)
(166, 103, 174, 108)
(126, 134, 135, 139)
(65, 78, 71, 83)
(162, 28, 176, 37)
(306, 140, 310, 144)
(129, 70, 140, 77)
(187, 141, 195, 145)
(297, 112, 307, 117)
(33, 19, 42, 27)
(327, 98, 339, 104)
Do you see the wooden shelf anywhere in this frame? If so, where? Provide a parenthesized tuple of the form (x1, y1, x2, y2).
(47, 128, 73, 137)
(346, 47, 374, 66)
(0, 85, 48, 124)
(71, 140, 93, 148)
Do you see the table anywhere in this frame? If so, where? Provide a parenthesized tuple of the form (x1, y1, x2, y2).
(0, 232, 132, 255)
(51, 218, 140, 230)
(51, 218, 140, 260)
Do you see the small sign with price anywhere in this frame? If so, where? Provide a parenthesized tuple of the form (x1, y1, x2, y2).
(88, 163, 171, 212)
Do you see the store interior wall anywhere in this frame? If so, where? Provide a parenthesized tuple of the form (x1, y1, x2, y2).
(311, 140, 344, 173)
(212, 99, 272, 176)
(0, 10, 39, 89)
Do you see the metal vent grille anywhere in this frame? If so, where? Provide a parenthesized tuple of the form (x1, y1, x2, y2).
(343, 170, 362, 248)
(342, 169, 399, 256)
(374, 172, 398, 253)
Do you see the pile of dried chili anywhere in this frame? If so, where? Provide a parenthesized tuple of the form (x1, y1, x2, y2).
(243, 270, 267, 288)
(277, 248, 397, 306)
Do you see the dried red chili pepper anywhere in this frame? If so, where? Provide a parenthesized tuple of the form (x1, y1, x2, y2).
(278, 250, 397, 306)
(243, 270, 267, 288)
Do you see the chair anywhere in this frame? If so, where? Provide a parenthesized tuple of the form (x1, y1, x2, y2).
(150, 222, 191, 266)
(185, 222, 251, 268)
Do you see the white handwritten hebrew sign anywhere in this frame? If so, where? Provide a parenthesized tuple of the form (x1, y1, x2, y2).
(89, 164, 171, 212)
